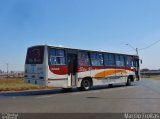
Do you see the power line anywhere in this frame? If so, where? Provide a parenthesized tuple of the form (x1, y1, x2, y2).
(124, 39, 160, 53)
(139, 39, 160, 51)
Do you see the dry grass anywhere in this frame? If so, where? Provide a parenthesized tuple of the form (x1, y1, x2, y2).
(0, 78, 51, 92)
(141, 75, 160, 79)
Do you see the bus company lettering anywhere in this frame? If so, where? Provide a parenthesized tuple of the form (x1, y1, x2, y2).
(49, 65, 68, 75)
(51, 68, 60, 71)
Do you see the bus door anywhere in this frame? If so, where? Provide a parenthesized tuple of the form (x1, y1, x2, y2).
(134, 58, 140, 81)
(67, 52, 78, 87)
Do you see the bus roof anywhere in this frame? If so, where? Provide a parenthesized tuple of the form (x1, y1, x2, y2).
(28, 44, 139, 57)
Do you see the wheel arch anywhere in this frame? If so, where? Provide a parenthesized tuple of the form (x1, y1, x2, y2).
(77, 76, 93, 91)
(128, 75, 134, 82)
(82, 77, 93, 86)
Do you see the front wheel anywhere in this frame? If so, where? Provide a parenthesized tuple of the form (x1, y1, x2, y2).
(126, 77, 131, 86)
(79, 79, 92, 91)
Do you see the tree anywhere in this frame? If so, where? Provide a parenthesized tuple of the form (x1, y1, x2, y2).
(141, 68, 150, 72)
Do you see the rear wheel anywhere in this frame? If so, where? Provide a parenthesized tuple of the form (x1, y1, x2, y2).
(79, 79, 92, 91)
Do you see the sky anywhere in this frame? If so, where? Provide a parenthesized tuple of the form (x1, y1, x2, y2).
(0, 0, 160, 71)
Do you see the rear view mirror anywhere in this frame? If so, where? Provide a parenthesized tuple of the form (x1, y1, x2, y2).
(140, 59, 142, 64)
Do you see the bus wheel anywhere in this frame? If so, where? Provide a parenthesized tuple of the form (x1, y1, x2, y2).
(80, 79, 92, 91)
(126, 77, 131, 86)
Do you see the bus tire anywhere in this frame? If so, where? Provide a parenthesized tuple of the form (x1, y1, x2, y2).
(126, 77, 131, 86)
(80, 78, 92, 91)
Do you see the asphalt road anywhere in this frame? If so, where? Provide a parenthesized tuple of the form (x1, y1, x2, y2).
(0, 79, 160, 113)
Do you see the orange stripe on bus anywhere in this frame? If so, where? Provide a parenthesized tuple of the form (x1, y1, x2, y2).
(95, 69, 127, 80)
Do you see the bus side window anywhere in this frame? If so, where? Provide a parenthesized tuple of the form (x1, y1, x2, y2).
(126, 56, 133, 67)
(49, 49, 65, 65)
(115, 55, 125, 67)
(90, 52, 104, 66)
(97, 53, 104, 66)
(104, 53, 115, 66)
(115, 55, 120, 66)
(78, 51, 90, 66)
(120, 55, 125, 66)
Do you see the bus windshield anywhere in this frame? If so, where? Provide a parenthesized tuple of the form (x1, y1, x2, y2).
(25, 46, 44, 64)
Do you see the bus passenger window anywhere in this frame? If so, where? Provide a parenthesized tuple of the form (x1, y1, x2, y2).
(90, 53, 97, 66)
(49, 49, 65, 65)
(120, 55, 125, 66)
(97, 53, 104, 66)
(115, 55, 125, 67)
(78, 52, 90, 66)
(90, 53, 104, 66)
(126, 56, 133, 67)
(115, 55, 120, 66)
(104, 54, 115, 66)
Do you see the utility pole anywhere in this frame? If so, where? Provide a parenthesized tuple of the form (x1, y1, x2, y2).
(6, 63, 9, 78)
(126, 44, 139, 56)
(136, 48, 138, 56)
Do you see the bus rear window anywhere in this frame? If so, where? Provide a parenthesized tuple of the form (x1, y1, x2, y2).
(26, 46, 44, 64)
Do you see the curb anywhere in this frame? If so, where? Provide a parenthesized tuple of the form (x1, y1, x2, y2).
(0, 89, 61, 96)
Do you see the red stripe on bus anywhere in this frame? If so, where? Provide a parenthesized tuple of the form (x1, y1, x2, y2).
(49, 65, 68, 75)
(49, 65, 136, 75)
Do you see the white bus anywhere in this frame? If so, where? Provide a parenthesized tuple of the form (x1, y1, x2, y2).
(25, 45, 140, 91)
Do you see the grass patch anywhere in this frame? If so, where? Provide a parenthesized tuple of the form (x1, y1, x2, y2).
(141, 75, 160, 79)
(0, 78, 52, 92)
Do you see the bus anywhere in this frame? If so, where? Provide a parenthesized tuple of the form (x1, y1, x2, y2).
(25, 45, 140, 91)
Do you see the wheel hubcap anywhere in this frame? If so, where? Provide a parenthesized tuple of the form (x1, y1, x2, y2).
(83, 80, 90, 89)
